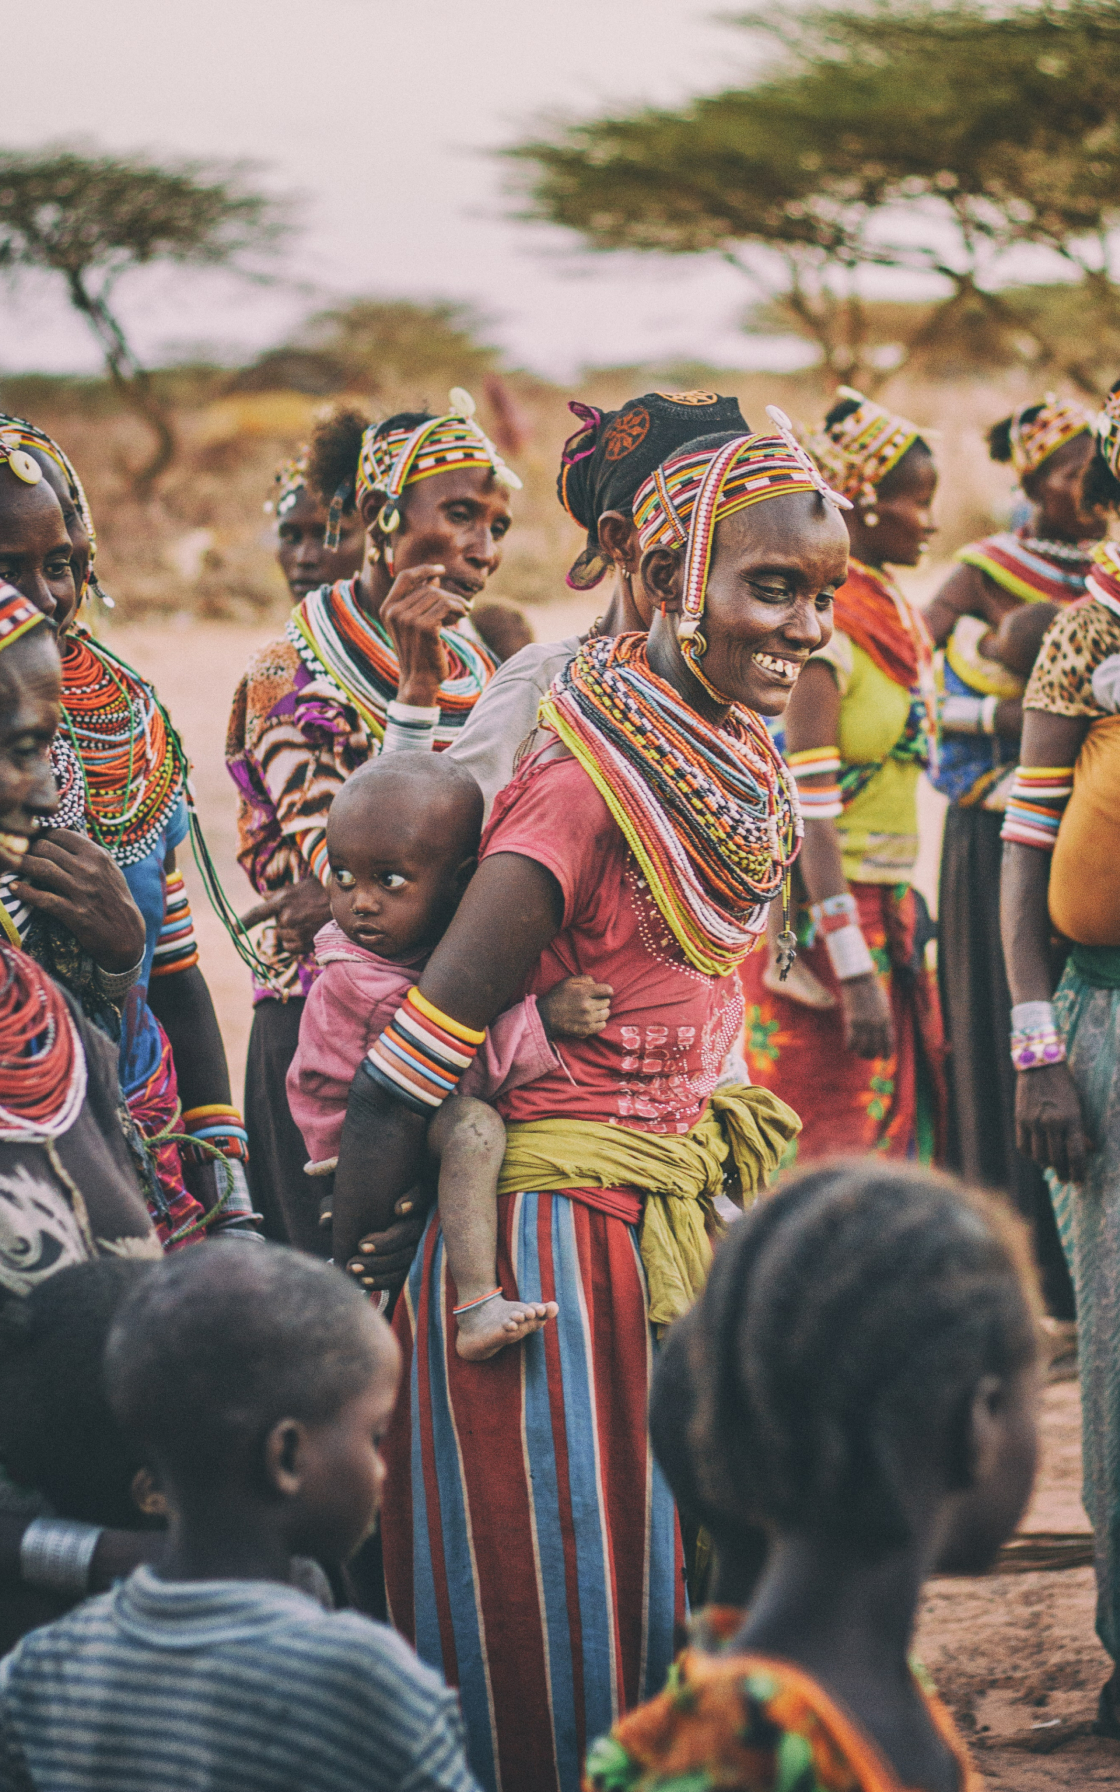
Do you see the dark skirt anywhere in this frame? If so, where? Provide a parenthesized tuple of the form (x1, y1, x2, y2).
(244, 996, 326, 1255)
(937, 803, 1073, 1315)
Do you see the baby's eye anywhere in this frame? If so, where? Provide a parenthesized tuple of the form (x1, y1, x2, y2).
(333, 868, 356, 889)
(381, 873, 407, 891)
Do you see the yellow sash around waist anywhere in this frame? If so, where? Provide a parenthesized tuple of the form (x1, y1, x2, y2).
(496, 1085, 801, 1325)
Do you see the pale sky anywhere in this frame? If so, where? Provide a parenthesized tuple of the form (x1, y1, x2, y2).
(1, 0, 827, 379)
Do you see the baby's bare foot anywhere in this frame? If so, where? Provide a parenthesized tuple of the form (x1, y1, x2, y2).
(455, 1295, 559, 1362)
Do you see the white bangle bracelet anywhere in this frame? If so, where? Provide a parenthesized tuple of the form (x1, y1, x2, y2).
(825, 923, 876, 982)
(20, 1517, 102, 1594)
(382, 700, 440, 754)
(981, 695, 1000, 735)
(1011, 1000, 1054, 1033)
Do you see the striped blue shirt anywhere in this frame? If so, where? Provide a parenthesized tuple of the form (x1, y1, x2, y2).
(0, 1566, 481, 1792)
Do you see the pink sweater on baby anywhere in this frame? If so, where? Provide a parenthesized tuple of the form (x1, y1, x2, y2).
(287, 920, 559, 1168)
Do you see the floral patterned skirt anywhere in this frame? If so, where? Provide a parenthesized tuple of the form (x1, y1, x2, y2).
(738, 882, 946, 1163)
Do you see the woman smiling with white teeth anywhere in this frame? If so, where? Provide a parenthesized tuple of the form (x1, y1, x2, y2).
(741, 388, 947, 1165)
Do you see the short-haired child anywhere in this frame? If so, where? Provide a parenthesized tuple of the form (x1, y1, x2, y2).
(586, 1160, 1042, 1792)
(287, 754, 610, 1360)
(0, 1243, 483, 1792)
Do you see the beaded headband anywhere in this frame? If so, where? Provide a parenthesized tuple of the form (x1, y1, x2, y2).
(1093, 386, 1120, 483)
(1010, 395, 1092, 479)
(0, 581, 47, 654)
(633, 411, 850, 640)
(807, 387, 924, 518)
(264, 447, 310, 520)
(337, 387, 522, 549)
(0, 418, 98, 593)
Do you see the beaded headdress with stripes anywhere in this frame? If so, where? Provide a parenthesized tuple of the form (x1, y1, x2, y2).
(264, 447, 310, 519)
(807, 388, 924, 522)
(1093, 385, 1120, 487)
(1010, 395, 1093, 479)
(0, 416, 98, 596)
(632, 411, 849, 675)
(0, 582, 47, 656)
(337, 388, 522, 549)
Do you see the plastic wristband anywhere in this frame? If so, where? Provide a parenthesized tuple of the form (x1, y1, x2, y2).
(1010, 1000, 1066, 1071)
(809, 892, 858, 935)
(20, 1518, 101, 1594)
(825, 922, 876, 982)
(941, 694, 985, 734)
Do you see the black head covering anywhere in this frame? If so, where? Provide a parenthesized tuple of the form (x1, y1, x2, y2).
(557, 390, 749, 589)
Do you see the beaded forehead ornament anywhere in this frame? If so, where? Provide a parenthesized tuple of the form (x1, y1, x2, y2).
(1010, 395, 1092, 479)
(807, 387, 924, 523)
(264, 447, 310, 520)
(632, 410, 850, 645)
(346, 387, 522, 548)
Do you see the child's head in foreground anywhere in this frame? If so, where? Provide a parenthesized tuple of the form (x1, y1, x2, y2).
(0, 1260, 163, 1530)
(325, 754, 484, 961)
(105, 1243, 400, 1567)
(689, 1159, 1042, 1574)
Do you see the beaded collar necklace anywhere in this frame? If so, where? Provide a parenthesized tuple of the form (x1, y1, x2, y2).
(59, 627, 187, 867)
(540, 634, 802, 979)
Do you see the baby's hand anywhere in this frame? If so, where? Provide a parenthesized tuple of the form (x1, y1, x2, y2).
(539, 975, 612, 1039)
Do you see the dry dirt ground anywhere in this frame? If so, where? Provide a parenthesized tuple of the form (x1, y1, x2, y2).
(114, 614, 1119, 1789)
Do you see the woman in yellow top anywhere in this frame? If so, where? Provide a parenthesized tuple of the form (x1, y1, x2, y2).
(585, 1159, 1041, 1792)
(741, 390, 945, 1159)
(1000, 383, 1120, 1736)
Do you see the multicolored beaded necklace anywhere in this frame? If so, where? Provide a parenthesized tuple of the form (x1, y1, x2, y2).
(59, 627, 186, 867)
(288, 579, 493, 747)
(0, 944, 87, 1140)
(540, 634, 802, 979)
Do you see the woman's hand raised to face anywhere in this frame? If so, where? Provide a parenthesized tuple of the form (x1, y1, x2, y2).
(13, 831, 145, 971)
(380, 564, 468, 709)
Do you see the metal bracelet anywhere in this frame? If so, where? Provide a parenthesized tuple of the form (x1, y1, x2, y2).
(93, 956, 145, 1001)
(20, 1517, 102, 1594)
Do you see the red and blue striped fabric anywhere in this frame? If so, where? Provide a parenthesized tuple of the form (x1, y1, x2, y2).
(381, 1189, 684, 1792)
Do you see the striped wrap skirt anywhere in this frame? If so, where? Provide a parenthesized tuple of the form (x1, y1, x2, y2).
(381, 1189, 684, 1792)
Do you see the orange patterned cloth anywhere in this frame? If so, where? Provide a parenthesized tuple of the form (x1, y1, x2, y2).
(584, 1650, 981, 1792)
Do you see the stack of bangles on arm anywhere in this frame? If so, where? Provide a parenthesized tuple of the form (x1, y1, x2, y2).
(786, 748, 843, 820)
(1010, 1001, 1066, 1072)
(809, 892, 876, 981)
(181, 1106, 260, 1230)
(1000, 765, 1075, 850)
(364, 987, 485, 1112)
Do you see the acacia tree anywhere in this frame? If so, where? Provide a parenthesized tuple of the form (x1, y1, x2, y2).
(507, 0, 1120, 392)
(0, 151, 286, 490)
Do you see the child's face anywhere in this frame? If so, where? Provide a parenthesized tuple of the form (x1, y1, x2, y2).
(328, 801, 471, 961)
(288, 1330, 401, 1564)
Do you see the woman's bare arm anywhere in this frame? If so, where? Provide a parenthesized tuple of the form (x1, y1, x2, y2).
(1000, 708, 1090, 1181)
(331, 853, 564, 1266)
(784, 662, 893, 1059)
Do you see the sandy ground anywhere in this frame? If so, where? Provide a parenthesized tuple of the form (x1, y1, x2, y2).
(110, 612, 1116, 1787)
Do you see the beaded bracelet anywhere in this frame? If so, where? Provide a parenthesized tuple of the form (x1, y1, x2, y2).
(20, 1518, 101, 1595)
(1010, 1000, 1066, 1071)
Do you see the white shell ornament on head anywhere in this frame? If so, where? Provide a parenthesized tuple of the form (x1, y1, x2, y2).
(449, 387, 477, 419)
(0, 437, 42, 486)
